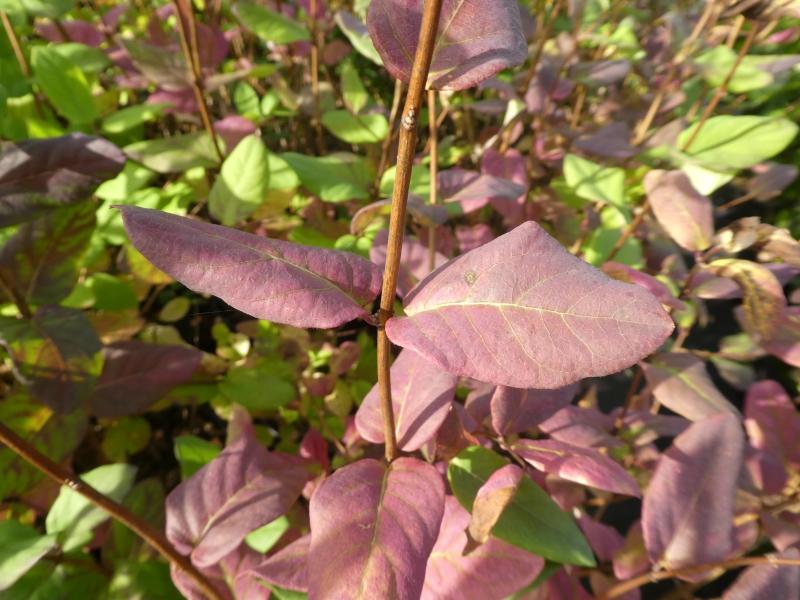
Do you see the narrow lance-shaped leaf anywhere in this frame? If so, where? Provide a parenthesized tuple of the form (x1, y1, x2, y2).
(118, 206, 382, 328)
(165, 413, 310, 568)
(645, 170, 714, 252)
(356, 348, 457, 451)
(421, 496, 544, 600)
(642, 413, 745, 571)
(308, 457, 445, 600)
(0, 133, 125, 227)
(707, 259, 786, 343)
(641, 352, 739, 421)
(448, 446, 595, 566)
(513, 439, 640, 497)
(367, 0, 527, 91)
(0, 203, 96, 306)
(387, 221, 674, 389)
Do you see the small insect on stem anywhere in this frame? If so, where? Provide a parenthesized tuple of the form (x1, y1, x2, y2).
(401, 107, 416, 130)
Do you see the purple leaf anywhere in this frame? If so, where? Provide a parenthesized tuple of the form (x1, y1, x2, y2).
(352, 195, 448, 235)
(438, 168, 526, 214)
(645, 170, 714, 252)
(514, 439, 640, 497)
(539, 406, 620, 448)
(764, 306, 800, 367)
(308, 457, 445, 600)
(723, 548, 800, 599)
(370, 229, 447, 299)
(355, 348, 457, 451)
(0, 203, 96, 306)
(36, 20, 105, 46)
(748, 162, 799, 201)
(0, 133, 126, 226)
(456, 224, 495, 253)
(602, 262, 684, 311)
(480, 149, 530, 226)
(642, 413, 745, 570)
(89, 341, 202, 418)
(421, 496, 543, 600)
(570, 59, 631, 87)
(578, 515, 624, 562)
(490, 384, 578, 436)
(744, 380, 800, 465)
(367, 0, 527, 91)
(641, 352, 738, 421)
(165, 416, 309, 568)
(213, 116, 257, 152)
(574, 122, 637, 159)
(468, 464, 524, 545)
(249, 534, 309, 592)
(386, 221, 674, 389)
(118, 206, 382, 328)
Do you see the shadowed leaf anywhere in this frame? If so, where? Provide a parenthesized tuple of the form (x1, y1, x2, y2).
(467, 464, 523, 546)
(722, 548, 800, 599)
(249, 534, 309, 592)
(744, 380, 800, 466)
(386, 221, 674, 388)
(118, 206, 383, 328)
(490, 384, 578, 436)
(367, 0, 527, 91)
(308, 457, 445, 600)
(370, 229, 447, 298)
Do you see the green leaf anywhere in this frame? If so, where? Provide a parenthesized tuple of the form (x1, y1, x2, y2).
(678, 116, 799, 171)
(95, 162, 158, 202)
(174, 435, 221, 480)
(234, 81, 261, 119)
(46, 463, 137, 552)
(563, 154, 627, 215)
(63, 273, 139, 311)
(209, 134, 270, 225)
(13, 0, 74, 19)
(0, 521, 57, 591)
(52, 43, 110, 74)
(281, 152, 372, 202)
(3, 562, 106, 600)
(101, 417, 151, 462)
(0, 203, 96, 306)
(31, 46, 98, 124)
(583, 205, 643, 267)
(340, 61, 368, 113)
(379, 164, 430, 198)
(107, 479, 166, 562)
(106, 560, 182, 600)
(321, 110, 388, 144)
(694, 47, 773, 93)
(245, 515, 290, 553)
(102, 104, 168, 134)
(448, 446, 595, 567)
(219, 359, 296, 413)
(334, 11, 382, 65)
(124, 133, 220, 174)
(234, 1, 310, 44)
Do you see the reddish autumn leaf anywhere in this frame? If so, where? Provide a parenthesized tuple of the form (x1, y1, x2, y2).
(514, 439, 640, 497)
(538, 405, 621, 448)
(438, 168, 526, 214)
(642, 352, 738, 421)
(468, 464, 524, 545)
(722, 548, 800, 599)
(490, 384, 578, 436)
(645, 170, 714, 252)
(744, 380, 800, 466)
(308, 457, 445, 600)
(480, 149, 530, 225)
(642, 413, 745, 571)
(370, 229, 447, 298)
(367, 0, 527, 91)
(119, 206, 383, 328)
(89, 340, 202, 417)
(165, 415, 309, 568)
(421, 496, 543, 600)
(0, 134, 126, 226)
(386, 221, 674, 388)
(249, 534, 309, 593)
(763, 306, 800, 367)
(355, 348, 457, 451)
(574, 122, 637, 159)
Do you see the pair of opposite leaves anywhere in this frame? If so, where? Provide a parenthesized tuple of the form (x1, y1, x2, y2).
(118, 206, 673, 390)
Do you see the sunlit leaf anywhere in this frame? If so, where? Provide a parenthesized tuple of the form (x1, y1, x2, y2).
(209, 134, 270, 225)
(645, 170, 713, 251)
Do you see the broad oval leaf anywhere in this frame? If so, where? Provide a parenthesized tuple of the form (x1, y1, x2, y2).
(234, 0, 310, 44)
(118, 206, 382, 328)
(367, 0, 527, 91)
(89, 341, 202, 418)
(0, 521, 57, 591)
(0, 133, 125, 227)
(645, 170, 713, 251)
(165, 416, 309, 568)
(308, 457, 445, 600)
(448, 446, 595, 566)
(386, 221, 674, 388)
(490, 384, 578, 436)
(209, 134, 270, 226)
(467, 464, 523, 545)
(321, 110, 389, 144)
(722, 548, 800, 600)
(513, 439, 640, 497)
(421, 496, 544, 600)
(31, 46, 98, 124)
(642, 413, 744, 570)
(744, 380, 800, 465)
(336, 11, 383, 64)
(438, 168, 527, 215)
(281, 152, 372, 202)
(641, 352, 738, 421)
(356, 348, 457, 451)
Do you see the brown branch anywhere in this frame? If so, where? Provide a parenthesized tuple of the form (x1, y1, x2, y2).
(0, 273, 33, 320)
(377, 0, 444, 463)
(173, 0, 224, 163)
(1, 11, 29, 77)
(0, 421, 224, 600)
(427, 89, 439, 273)
(376, 79, 405, 192)
(606, 199, 649, 262)
(599, 555, 800, 599)
(681, 21, 760, 153)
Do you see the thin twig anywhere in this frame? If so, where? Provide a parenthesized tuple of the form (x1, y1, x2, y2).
(518, 0, 564, 94)
(308, 0, 325, 154)
(1, 12, 29, 77)
(681, 21, 760, 153)
(599, 555, 800, 599)
(377, 0, 444, 463)
(606, 199, 649, 262)
(427, 89, 439, 273)
(376, 79, 405, 192)
(0, 422, 224, 600)
(0, 273, 33, 319)
(173, 0, 224, 163)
